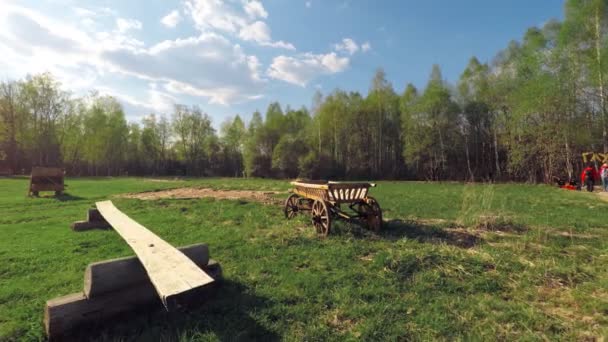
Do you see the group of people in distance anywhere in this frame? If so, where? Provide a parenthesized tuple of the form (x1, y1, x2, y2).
(554, 162, 608, 192)
(581, 162, 608, 192)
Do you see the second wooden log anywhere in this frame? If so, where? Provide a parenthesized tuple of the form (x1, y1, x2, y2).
(85, 243, 209, 298)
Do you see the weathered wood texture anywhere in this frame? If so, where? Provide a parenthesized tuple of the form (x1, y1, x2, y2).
(29, 167, 65, 194)
(87, 209, 105, 222)
(95, 200, 214, 310)
(85, 244, 209, 298)
(45, 260, 221, 340)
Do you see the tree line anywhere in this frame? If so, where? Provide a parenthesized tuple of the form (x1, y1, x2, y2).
(1, 0, 607, 182)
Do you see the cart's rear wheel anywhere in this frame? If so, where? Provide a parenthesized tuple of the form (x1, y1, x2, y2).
(284, 193, 300, 219)
(354, 197, 382, 232)
(365, 197, 382, 232)
(311, 200, 331, 237)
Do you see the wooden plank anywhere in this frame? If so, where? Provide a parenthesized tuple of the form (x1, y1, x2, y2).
(95, 200, 214, 310)
(45, 261, 221, 340)
(85, 244, 209, 298)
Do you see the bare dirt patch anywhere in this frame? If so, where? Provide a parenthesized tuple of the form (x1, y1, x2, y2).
(121, 187, 282, 204)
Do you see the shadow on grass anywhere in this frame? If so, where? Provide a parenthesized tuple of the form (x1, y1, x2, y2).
(55, 193, 86, 202)
(381, 219, 482, 248)
(473, 217, 528, 233)
(31, 192, 85, 201)
(84, 280, 279, 342)
(331, 218, 482, 248)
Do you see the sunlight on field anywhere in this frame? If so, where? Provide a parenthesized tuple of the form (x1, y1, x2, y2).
(0, 177, 607, 340)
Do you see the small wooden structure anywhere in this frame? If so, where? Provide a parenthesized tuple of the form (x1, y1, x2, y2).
(46, 201, 221, 339)
(284, 180, 382, 236)
(29, 167, 65, 196)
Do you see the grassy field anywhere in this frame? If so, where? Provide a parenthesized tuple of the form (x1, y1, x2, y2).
(0, 177, 607, 341)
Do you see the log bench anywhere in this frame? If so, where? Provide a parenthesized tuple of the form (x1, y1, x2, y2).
(45, 244, 221, 340)
(47, 201, 221, 340)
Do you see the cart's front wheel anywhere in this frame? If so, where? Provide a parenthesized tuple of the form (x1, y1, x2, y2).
(284, 194, 300, 219)
(311, 200, 331, 237)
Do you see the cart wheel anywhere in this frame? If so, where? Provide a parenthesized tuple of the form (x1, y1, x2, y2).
(353, 197, 383, 232)
(284, 194, 300, 219)
(365, 197, 383, 232)
(311, 200, 331, 237)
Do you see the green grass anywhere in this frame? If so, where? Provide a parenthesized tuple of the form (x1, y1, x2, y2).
(1, 177, 607, 341)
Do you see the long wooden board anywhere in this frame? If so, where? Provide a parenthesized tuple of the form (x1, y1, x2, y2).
(95, 200, 214, 310)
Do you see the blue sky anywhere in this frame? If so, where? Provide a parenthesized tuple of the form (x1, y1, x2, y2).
(0, 0, 563, 127)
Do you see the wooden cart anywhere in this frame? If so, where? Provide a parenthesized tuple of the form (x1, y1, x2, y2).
(29, 167, 65, 196)
(284, 180, 382, 236)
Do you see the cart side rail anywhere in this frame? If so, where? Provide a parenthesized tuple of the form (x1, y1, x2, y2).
(327, 183, 371, 202)
(290, 181, 375, 203)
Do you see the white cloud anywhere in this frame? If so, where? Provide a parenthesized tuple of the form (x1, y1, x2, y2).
(116, 18, 142, 33)
(244, 0, 267, 19)
(73, 6, 116, 18)
(161, 10, 182, 28)
(305, 1, 312, 8)
(73, 7, 96, 17)
(267, 52, 349, 86)
(103, 33, 265, 104)
(0, 5, 100, 82)
(334, 38, 358, 55)
(239, 21, 295, 50)
(185, 0, 294, 50)
(263, 40, 295, 50)
(97, 86, 177, 115)
(185, 0, 245, 33)
(0, 4, 265, 106)
(361, 41, 371, 52)
(238, 20, 270, 43)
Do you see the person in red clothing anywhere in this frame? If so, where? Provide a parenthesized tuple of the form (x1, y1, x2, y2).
(601, 163, 608, 191)
(581, 163, 598, 192)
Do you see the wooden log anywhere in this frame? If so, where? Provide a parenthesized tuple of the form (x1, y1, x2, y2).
(87, 209, 105, 223)
(85, 244, 209, 298)
(95, 200, 214, 310)
(45, 261, 221, 340)
(71, 221, 110, 231)
(71, 209, 110, 231)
